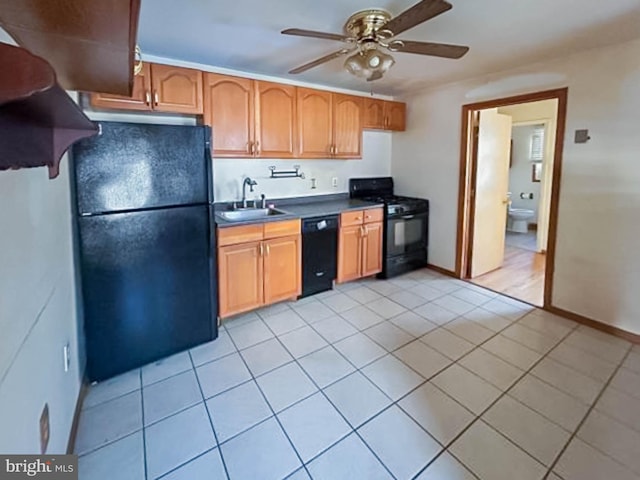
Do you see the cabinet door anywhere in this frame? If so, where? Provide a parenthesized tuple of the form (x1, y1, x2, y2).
(361, 221, 383, 277)
(333, 94, 363, 158)
(255, 81, 297, 158)
(89, 62, 152, 111)
(297, 88, 332, 158)
(263, 235, 301, 305)
(218, 242, 263, 318)
(363, 98, 385, 129)
(384, 101, 406, 131)
(204, 73, 254, 157)
(151, 64, 203, 114)
(337, 225, 362, 283)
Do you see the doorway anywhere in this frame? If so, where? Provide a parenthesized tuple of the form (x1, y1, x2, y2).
(455, 88, 568, 307)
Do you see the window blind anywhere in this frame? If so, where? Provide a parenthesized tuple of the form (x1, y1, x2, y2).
(530, 125, 545, 161)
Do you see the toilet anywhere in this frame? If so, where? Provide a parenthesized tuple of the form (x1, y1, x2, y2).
(508, 208, 535, 233)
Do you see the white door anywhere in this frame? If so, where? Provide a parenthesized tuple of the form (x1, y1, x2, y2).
(470, 108, 513, 278)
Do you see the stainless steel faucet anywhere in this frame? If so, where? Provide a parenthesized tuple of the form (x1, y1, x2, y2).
(241, 177, 258, 208)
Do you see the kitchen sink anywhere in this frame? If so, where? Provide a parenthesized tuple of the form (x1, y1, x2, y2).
(217, 208, 287, 222)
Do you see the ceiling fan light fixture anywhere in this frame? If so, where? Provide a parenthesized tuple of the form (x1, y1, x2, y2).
(344, 48, 394, 80)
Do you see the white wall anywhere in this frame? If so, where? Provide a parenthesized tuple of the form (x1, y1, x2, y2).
(392, 38, 640, 335)
(0, 30, 83, 453)
(0, 159, 83, 454)
(508, 125, 542, 217)
(213, 131, 391, 202)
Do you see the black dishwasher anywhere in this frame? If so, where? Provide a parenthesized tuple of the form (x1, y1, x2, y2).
(301, 215, 339, 298)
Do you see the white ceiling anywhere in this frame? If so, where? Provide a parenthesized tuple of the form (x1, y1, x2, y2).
(138, 0, 640, 95)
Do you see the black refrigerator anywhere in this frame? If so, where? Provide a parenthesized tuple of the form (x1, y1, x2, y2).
(72, 121, 217, 382)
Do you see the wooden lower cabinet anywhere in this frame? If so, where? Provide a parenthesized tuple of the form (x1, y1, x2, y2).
(361, 222, 383, 277)
(218, 220, 301, 319)
(218, 241, 263, 318)
(337, 225, 363, 283)
(337, 208, 384, 283)
(263, 235, 301, 304)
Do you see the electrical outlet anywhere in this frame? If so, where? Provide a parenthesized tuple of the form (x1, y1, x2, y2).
(63, 343, 70, 372)
(332, 177, 338, 187)
(40, 403, 50, 454)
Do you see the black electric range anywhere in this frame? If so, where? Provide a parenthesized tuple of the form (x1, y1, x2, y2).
(350, 177, 429, 278)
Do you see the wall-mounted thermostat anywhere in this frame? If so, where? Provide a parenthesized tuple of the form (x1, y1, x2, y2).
(575, 129, 591, 143)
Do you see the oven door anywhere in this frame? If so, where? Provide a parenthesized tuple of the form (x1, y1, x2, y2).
(386, 212, 428, 257)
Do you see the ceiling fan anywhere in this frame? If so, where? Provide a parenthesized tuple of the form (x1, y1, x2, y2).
(281, 0, 468, 81)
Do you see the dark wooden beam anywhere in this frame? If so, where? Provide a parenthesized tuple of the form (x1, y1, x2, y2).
(0, 0, 141, 95)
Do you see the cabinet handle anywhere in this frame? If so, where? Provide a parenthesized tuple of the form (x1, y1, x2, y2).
(145, 91, 151, 106)
(265, 244, 270, 256)
(334, 145, 338, 155)
(259, 243, 264, 256)
(249, 142, 254, 155)
(255, 141, 260, 156)
(153, 90, 159, 106)
(363, 225, 368, 236)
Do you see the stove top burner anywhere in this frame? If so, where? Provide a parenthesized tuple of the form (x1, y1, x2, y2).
(360, 194, 429, 216)
(349, 177, 429, 216)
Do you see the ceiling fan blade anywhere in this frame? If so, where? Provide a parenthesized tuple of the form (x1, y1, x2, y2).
(395, 40, 469, 59)
(289, 49, 353, 74)
(281, 28, 351, 42)
(383, 0, 452, 36)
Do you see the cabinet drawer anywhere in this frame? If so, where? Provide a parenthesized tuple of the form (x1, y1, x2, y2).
(363, 208, 384, 224)
(263, 219, 301, 239)
(218, 224, 263, 246)
(341, 210, 364, 227)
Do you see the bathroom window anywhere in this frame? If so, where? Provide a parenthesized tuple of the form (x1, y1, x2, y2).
(529, 125, 545, 161)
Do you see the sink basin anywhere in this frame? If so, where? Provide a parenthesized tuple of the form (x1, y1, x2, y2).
(217, 208, 286, 222)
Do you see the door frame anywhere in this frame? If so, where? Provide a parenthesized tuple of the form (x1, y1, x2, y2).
(455, 88, 568, 307)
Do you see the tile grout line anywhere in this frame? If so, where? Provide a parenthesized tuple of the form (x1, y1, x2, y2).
(541, 343, 637, 480)
(139, 369, 149, 480)
(410, 309, 580, 479)
(272, 283, 528, 477)
(78, 281, 534, 464)
(249, 279, 538, 478)
(256, 306, 399, 480)
(79, 274, 632, 479)
(223, 319, 316, 480)
(186, 350, 232, 480)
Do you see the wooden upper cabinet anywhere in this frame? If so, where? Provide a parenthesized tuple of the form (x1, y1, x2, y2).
(384, 101, 406, 131)
(333, 94, 363, 159)
(90, 63, 152, 111)
(218, 241, 263, 318)
(361, 221, 383, 277)
(297, 88, 333, 158)
(204, 73, 254, 157)
(363, 98, 385, 129)
(255, 81, 297, 158)
(337, 225, 363, 283)
(150, 64, 203, 114)
(263, 235, 301, 304)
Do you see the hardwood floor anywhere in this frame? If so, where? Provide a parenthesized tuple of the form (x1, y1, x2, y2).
(471, 245, 545, 306)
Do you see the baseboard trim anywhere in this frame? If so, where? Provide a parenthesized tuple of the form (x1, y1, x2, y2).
(546, 306, 640, 344)
(427, 264, 458, 278)
(66, 379, 89, 454)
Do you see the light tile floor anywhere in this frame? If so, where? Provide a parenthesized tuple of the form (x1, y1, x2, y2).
(76, 269, 640, 480)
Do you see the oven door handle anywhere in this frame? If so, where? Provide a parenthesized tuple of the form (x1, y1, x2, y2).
(401, 214, 415, 220)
